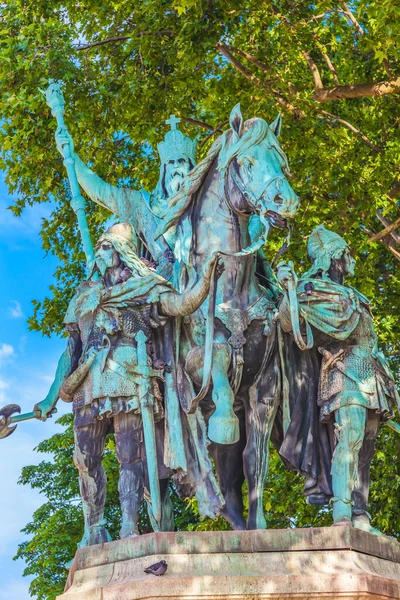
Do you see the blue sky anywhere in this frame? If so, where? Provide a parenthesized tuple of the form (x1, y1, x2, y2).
(0, 174, 69, 600)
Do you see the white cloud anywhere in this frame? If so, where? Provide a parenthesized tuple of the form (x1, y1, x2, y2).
(8, 300, 23, 319)
(0, 343, 14, 367)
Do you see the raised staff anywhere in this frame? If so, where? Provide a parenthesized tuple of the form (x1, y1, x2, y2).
(42, 80, 96, 272)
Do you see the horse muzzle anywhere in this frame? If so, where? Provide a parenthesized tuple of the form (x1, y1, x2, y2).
(266, 210, 289, 229)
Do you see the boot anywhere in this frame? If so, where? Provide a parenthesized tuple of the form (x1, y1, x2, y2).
(78, 467, 111, 547)
(352, 512, 383, 536)
(119, 462, 143, 539)
(331, 497, 353, 527)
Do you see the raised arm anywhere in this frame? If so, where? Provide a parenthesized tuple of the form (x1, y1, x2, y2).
(160, 255, 222, 317)
(55, 127, 123, 215)
(54, 127, 173, 271)
(34, 331, 82, 421)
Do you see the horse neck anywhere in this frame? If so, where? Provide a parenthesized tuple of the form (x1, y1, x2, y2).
(191, 161, 261, 308)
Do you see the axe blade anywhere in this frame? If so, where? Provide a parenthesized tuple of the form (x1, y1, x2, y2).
(0, 404, 21, 440)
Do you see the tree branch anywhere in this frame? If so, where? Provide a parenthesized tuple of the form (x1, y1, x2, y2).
(313, 76, 400, 102)
(339, 1, 364, 35)
(180, 117, 213, 131)
(388, 180, 400, 199)
(322, 52, 339, 85)
(216, 43, 303, 116)
(383, 59, 394, 79)
(217, 43, 266, 88)
(317, 110, 383, 152)
(369, 214, 400, 241)
(380, 240, 400, 261)
(376, 211, 400, 244)
(226, 45, 272, 74)
(75, 35, 131, 50)
(199, 119, 229, 148)
(362, 224, 400, 261)
(75, 31, 172, 51)
(216, 42, 385, 152)
(302, 51, 323, 90)
(306, 12, 334, 22)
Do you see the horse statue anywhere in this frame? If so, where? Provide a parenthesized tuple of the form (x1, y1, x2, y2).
(156, 104, 299, 530)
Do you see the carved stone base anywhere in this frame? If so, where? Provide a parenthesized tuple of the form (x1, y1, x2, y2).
(58, 527, 400, 599)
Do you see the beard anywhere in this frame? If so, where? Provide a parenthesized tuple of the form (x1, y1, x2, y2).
(166, 171, 185, 196)
(95, 257, 112, 276)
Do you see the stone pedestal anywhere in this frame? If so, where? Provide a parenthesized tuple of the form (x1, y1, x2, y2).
(58, 527, 400, 600)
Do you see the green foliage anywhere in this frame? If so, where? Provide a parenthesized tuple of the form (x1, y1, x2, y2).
(4, 1, 400, 598)
(0, 0, 399, 349)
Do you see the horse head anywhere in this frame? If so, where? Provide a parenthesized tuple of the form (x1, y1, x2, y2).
(219, 104, 299, 234)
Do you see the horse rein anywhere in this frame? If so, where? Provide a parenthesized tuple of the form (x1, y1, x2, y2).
(186, 160, 293, 413)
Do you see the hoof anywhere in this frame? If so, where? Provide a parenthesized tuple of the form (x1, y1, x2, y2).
(221, 507, 246, 531)
(247, 515, 267, 530)
(208, 413, 240, 445)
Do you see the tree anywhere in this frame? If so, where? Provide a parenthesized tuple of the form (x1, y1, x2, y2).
(0, 0, 399, 341)
(3, 1, 400, 597)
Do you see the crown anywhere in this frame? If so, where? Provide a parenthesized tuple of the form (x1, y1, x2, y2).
(157, 115, 197, 165)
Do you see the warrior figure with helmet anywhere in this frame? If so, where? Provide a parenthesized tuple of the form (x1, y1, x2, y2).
(33, 222, 223, 547)
(277, 225, 399, 533)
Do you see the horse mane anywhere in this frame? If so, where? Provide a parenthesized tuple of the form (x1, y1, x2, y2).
(155, 117, 287, 238)
(218, 117, 288, 171)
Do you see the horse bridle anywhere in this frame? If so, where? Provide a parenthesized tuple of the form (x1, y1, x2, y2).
(228, 158, 287, 217)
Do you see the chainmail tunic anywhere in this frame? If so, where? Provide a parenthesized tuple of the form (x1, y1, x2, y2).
(317, 307, 397, 420)
(66, 303, 164, 428)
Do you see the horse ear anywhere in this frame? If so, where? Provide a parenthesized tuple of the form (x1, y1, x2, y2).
(270, 113, 282, 138)
(229, 103, 244, 139)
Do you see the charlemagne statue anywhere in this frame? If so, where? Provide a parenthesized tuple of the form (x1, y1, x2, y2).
(55, 115, 197, 272)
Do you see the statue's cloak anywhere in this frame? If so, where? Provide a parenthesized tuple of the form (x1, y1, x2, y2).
(275, 276, 397, 504)
(295, 278, 367, 340)
(273, 332, 335, 503)
(274, 279, 370, 504)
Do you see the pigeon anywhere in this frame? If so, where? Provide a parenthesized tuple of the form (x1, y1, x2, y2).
(144, 559, 168, 576)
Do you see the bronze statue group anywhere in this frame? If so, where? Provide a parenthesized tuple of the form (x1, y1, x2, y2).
(2, 90, 398, 546)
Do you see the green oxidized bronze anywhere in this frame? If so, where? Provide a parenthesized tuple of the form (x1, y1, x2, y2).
(2, 77, 399, 544)
(54, 98, 196, 278)
(0, 91, 301, 536)
(155, 103, 299, 530)
(278, 224, 400, 534)
(34, 222, 223, 547)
